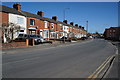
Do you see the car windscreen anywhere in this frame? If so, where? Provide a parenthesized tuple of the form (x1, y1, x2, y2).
(37, 35, 43, 38)
(30, 35, 37, 38)
(18, 34, 24, 38)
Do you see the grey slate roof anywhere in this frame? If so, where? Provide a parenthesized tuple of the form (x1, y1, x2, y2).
(0, 5, 85, 31)
(0, 5, 24, 16)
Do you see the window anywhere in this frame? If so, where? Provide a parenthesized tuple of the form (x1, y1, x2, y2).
(30, 19, 35, 25)
(113, 30, 115, 32)
(17, 17, 24, 24)
(44, 21, 48, 28)
(51, 33, 56, 38)
(51, 23, 54, 29)
(61, 27, 63, 30)
(44, 30, 49, 38)
(110, 30, 112, 32)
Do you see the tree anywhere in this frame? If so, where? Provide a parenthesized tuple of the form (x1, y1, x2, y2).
(1, 22, 21, 43)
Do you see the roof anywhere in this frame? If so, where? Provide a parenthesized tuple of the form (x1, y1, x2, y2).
(0, 5, 59, 24)
(110, 27, 120, 29)
(106, 27, 120, 30)
(0, 5, 24, 16)
(0, 4, 86, 31)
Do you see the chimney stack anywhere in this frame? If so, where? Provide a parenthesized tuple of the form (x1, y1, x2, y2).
(75, 24, 78, 27)
(37, 11, 44, 17)
(79, 26, 82, 28)
(70, 22, 74, 26)
(52, 16, 58, 21)
(13, 3, 21, 11)
(63, 20, 68, 24)
(82, 27, 84, 29)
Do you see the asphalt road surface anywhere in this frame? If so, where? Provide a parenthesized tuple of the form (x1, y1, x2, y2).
(2, 39, 117, 78)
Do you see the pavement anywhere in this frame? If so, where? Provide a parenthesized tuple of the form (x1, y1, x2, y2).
(102, 41, 119, 80)
(2, 39, 117, 79)
(2, 40, 89, 54)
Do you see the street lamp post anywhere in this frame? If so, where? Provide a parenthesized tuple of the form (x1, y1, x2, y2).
(63, 8, 70, 43)
(86, 20, 88, 37)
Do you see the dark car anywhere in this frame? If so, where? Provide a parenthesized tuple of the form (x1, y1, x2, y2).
(60, 36, 71, 42)
(81, 37, 88, 40)
(61, 36, 68, 40)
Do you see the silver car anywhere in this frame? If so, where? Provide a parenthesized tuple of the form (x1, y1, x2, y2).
(36, 35, 47, 43)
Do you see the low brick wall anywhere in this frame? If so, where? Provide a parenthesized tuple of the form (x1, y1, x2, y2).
(2, 42, 27, 50)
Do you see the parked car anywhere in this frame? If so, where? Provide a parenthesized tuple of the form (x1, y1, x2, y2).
(29, 35, 41, 44)
(36, 35, 47, 43)
(60, 36, 71, 42)
(60, 36, 68, 40)
(16, 34, 41, 44)
(81, 37, 88, 40)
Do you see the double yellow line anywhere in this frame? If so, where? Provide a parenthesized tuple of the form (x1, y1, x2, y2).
(87, 55, 115, 80)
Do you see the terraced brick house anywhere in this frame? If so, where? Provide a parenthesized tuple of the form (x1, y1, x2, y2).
(0, 3, 87, 43)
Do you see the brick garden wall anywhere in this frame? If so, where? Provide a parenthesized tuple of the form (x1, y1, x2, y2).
(2, 42, 27, 50)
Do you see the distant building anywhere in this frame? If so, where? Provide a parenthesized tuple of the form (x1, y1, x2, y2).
(104, 27, 120, 41)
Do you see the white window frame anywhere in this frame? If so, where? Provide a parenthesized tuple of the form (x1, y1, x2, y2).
(51, 23, 54, 29)
(44, 21, 48, 28)
(30, 19, 35, 25)
(17, 17, 24, 25)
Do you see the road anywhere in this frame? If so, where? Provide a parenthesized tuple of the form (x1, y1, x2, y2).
(2, 39, 117, 78)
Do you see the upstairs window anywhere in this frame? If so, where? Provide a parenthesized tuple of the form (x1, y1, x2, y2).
(113, 30, 115, 32)
(110, 30, 112, 32)
(30, 19, 35, 25)
(61, 27, 63, 30)
(44, 21, 48, 28)
(17, 17, 24, 24)
(51, 23, 54, 29)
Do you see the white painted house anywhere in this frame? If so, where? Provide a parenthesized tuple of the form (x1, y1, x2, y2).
(63, 25, 69, 37)
(9, 13, 27, 39)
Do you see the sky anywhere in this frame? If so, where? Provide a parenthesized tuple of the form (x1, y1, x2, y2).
(2, 2, 118, 33)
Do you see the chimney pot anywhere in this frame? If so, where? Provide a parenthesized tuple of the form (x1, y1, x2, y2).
(37, 11, 44, 17)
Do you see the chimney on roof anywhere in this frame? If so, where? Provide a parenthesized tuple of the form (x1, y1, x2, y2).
(37, 11, 44, 17)
(63, 20, 68, 24)
(82, 27, 84, 29)
(52, 16, 58, 21)
(75, 24, 78, 27)
(13, 3, 21, 11)
(79, 26, 82, 29)
(70, 22, 74, 26)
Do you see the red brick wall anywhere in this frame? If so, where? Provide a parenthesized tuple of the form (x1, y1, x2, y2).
(2, 42, 27, 50)
(27, 17, 50, 35)
(0, 12, 9, 42)
(0, 12, 8, 24)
